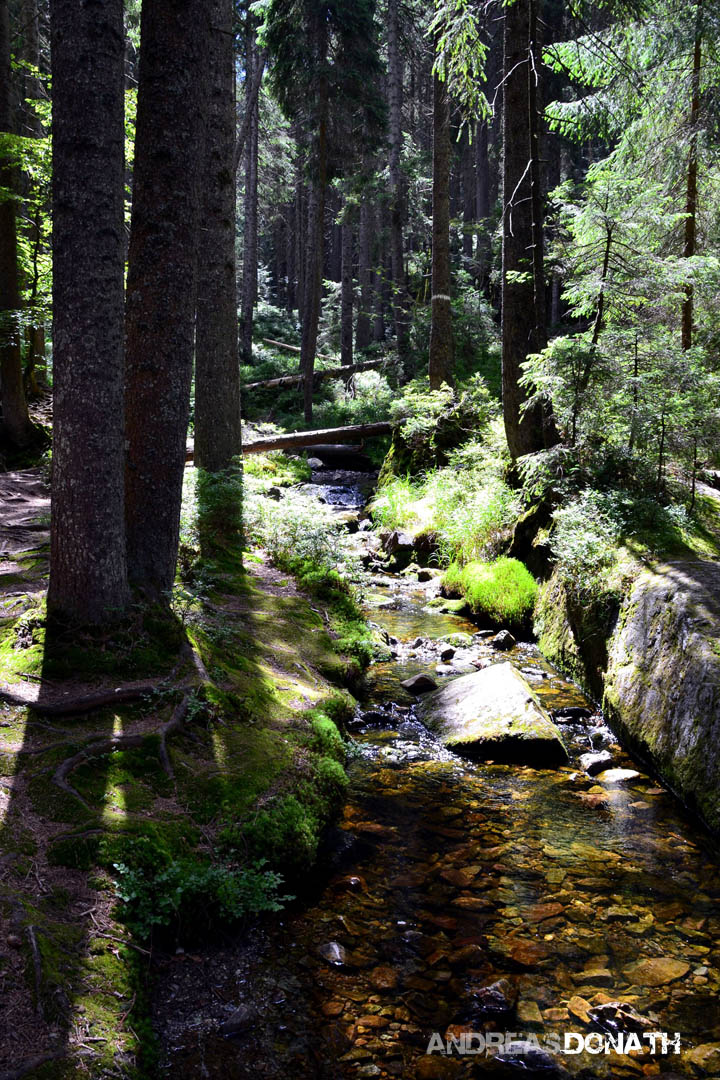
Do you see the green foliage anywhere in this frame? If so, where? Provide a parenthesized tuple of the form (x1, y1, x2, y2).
(283, 557, 373, 666)
(239, 748, 348, 877)
(443, 557, 538, 628)
(310, 714, 345, 761)
(381, 375, 496, 481)
(550, 487, 692, 600)
(374, 424, 519, 565)
(429, 0, 489, 128)
(111, 850, 288, 941)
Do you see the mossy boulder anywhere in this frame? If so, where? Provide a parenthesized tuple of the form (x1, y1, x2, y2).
(603, 560, 720, 833)
(419, 662, 567, 766)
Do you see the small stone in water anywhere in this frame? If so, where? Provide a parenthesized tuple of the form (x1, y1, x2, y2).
(317, 941, 347, 967)
(491, 630, 516, 651)
(471, 978, 518, 1018)
(579, 750, 614, 776)
(440, 646, 455, 661)
(219, 1004, 256, 1036)
(567, 995, 592, 1025)
(516, 999, 544, 1028)
(595, 767, 642, 785)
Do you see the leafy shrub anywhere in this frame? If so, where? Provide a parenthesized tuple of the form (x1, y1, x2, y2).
(112, 855, 287, 941)
(244, 483, 345, 568)
(550, 488, 691, 599)
(443, 557, 538, 627)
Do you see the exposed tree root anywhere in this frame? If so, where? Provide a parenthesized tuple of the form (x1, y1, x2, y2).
(0, 640, 206, 716)
(0, 678, 178, 716)
(50, 643, 210, 805)
(26, 926, 44, 1020)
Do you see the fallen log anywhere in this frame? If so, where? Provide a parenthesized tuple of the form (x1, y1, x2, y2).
(186, 422, 392, 463)
(261, 337, 336, 362)
(243, 358, 386, 391)
(242, 422, 392, 455)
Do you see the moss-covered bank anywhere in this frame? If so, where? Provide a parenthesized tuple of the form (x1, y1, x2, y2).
(0, 543, 366, 1077)
(535, 559, 720, 834)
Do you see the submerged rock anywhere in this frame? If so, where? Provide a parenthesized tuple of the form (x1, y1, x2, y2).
(471, 977, 518, 1019)
(317, 941, 348, 967)
(419, 663, 568, 766)
(623, 956, 690, 986)
(219, 1004, 257, 1036)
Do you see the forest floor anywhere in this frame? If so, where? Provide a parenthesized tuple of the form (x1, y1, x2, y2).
(0, 466, 360, 1080)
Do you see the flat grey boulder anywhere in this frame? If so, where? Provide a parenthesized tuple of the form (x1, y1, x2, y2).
(419, 662, 567, 766)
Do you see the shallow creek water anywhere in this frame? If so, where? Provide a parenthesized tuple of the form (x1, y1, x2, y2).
(154, 469, 720, 1080)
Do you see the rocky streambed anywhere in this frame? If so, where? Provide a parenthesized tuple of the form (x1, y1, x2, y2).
(152, 467, 720, 1080)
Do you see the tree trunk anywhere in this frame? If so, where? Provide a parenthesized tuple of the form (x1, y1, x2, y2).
(355, 199, 373, 352)
(681, 0, 702, 352)
(475, 119, 490, 286)
(286, 196, 297, 313)
(528, 0, 547, 356)
(340, 209, 354, 369)
(17, 0, 48, 392)
(194, 0, 242, 474)
(462, 125, 475, 262)
(124, 0, 207, 598)
(47, 0, 129, 622)
(0, 0, 35, 450)
(428, 68, 453, 389)
(295, 167, 305, 321)
(240, 17, 260, 365)
(501, 0, 553, 460)
(387, 0, 409, 362)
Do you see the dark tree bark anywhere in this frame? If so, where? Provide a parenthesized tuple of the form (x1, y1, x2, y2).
(194, 0, 242, 473)
(681, 0, 702, 352)
(0, 0, 35, 450)
(47, 0, 129, 622)
(340, 208, 354, 368)
(428, 68, 453, 389)
(240, 16, 260, 365)
(475, 119, 490, 286)
(124, 0, 207, 598)
(295, 173, 306, 323)
(387, 0, 409, 361)
(462, 125, 475, 263)
(16, 0, 48, 395)
(285, 196, 296, 313)
(355, 198, 373, 352)
(501, 0, 555, 460)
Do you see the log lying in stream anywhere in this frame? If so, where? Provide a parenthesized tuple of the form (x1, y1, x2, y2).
(186, 421, 392, 462)
(243, 358, 387, 391)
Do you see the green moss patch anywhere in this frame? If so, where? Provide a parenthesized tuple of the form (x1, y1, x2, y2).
(443, 557, 538, 628)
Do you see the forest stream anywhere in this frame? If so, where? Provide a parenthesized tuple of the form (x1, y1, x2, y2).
(152, 464, 720, 1080)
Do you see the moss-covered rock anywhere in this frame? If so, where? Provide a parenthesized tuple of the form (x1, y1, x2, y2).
(418, 662, 568, 766)
(603, 560, 720, 833)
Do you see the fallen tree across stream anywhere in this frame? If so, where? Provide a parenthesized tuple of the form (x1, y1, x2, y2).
(186, 421, 392, 462)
